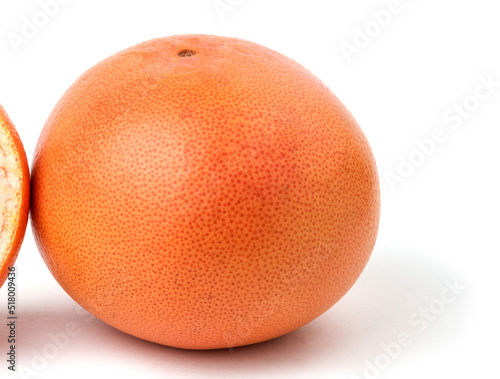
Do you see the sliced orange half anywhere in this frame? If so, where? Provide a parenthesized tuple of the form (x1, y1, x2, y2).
(0, 105, 29, 288)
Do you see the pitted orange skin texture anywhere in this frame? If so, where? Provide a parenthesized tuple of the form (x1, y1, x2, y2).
(31, 35, 380, 350)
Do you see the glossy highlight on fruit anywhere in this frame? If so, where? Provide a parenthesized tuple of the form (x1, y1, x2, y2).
(0, 105, 30, 288)
(31, 35, 380, 349)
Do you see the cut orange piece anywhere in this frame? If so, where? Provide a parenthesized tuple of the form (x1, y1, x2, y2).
(0, 105, 29, 288)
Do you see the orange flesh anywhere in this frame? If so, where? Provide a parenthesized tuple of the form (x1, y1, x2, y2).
(0, 106, 30, 287)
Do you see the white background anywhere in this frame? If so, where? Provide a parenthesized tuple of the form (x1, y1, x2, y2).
(0, 0, 499, 378)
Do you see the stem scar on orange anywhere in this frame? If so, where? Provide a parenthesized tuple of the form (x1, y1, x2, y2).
(0, 105, 30, 288)
(31, 35, 380, 349)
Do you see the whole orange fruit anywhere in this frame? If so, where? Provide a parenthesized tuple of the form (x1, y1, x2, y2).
(31, 35, 380, 349)
(0, 105, 30, 288)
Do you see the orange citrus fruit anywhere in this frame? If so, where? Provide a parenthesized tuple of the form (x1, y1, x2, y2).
(31, 35, 380, 349)
(0, 105, 30, 288)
